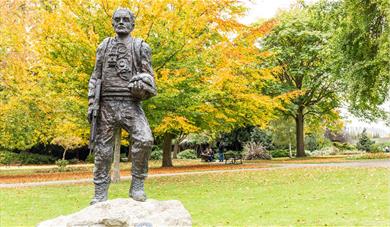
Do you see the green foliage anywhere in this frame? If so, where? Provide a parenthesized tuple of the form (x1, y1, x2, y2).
(250, 128, 274, 150)
(376, 142, 390, 152)
(221, 126, 274, 151)
(0, 151, 55, 165)
(55, 159, 69, 172)
(333, 142, 356, 151)
(356, 129, 375, 152)
(85, 153, 94, 163)
(261, 3, 341, 156)
(348, 153, 390, 160)
(0, 151, 18, 165)
(271, 149, 293, 158)
(150, 149, 163, 161)
(262, 4, 340, 117)
(120, 153, 128, 162)
(269, 117, 295, 150)
(370, 144, 384, 153)
(177, 149, 197, 160)
(305, 133, 333, 152)
(331, 0, 390, 119)
(305, 134, 320, 152)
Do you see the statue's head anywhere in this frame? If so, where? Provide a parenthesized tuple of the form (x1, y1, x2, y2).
(112, 8, 135, 36)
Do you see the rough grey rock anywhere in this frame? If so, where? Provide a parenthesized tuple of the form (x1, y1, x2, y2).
(37, 198, 192, 227)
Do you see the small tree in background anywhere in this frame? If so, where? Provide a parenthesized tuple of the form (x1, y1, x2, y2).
(51, 119, 85, 171)
(356, 129, 375, 152)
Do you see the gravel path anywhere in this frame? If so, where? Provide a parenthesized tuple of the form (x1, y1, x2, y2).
(1, 160, 388, 188)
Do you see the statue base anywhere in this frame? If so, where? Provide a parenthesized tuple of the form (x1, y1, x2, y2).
(37, 198, 192, 227)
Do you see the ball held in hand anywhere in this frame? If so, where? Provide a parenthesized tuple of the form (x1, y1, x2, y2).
(128, 73, 157, 100)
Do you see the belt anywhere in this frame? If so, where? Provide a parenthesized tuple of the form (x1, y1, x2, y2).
(101, 96, 138, 101)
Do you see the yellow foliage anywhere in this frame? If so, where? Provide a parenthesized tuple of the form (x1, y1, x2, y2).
(154, 115, 199, 135)
(1, 0, 280, 149)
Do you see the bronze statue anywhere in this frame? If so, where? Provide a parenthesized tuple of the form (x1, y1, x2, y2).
(88, 8, 156, 205)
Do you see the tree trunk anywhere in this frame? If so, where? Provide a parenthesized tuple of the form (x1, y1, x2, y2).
(162, 133, 174, 167)
(112, 127, 121, 183)
(172, 143, 180, 159)
(288, 128, 292, 158)
(295, 107, 305, 157)
(62, 149, 67, 160)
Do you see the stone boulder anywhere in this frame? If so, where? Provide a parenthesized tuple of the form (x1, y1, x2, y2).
(37, 198, 192, 227)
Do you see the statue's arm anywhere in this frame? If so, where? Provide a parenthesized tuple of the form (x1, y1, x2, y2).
(88, 39, 107, 106)
(140, 42, 154, 79)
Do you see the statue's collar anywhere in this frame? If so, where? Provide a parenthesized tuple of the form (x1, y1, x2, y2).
(113, 36, 133, 44)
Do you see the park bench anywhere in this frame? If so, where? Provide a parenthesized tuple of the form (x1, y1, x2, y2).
(224, 151, 243, 164)
(200, 154, 213, 162)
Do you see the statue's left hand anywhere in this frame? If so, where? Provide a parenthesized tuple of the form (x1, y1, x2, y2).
(128, 73, 156, 100)
(128, 79, 147, 93)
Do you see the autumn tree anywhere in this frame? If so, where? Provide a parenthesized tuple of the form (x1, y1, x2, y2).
(1, 0, 279, 168)
(261, 3, 341, 157)
(0, 1, 57, 150)
(135, 1, 278, 166)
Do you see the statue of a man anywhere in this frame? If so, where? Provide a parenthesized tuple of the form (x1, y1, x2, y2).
(88, 8, 156, 205)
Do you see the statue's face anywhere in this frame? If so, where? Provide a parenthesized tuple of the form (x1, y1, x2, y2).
(112, 9, 134, 35)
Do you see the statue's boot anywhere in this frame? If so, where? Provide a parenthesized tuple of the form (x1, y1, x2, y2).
(129, 176, 147, 202)
(90, 183, 109, 205)
(129, 140, 151, 202)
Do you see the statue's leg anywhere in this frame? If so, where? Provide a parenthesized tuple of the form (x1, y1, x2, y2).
(91, 101, 115, 205)
(121, 101, 153, 201)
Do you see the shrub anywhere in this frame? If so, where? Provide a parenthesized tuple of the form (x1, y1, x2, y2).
(306, 134, 320, 151)
(333, 142, 356, 151)
(19, 152, 55, 164)
(120, 153, 128, 162)
(68, 158, 80, 164)
(150, 149, 162, 160)
(177, 149, 197, 159)
(370, 143, 390, 153)
(348, 152, 390, 160)
(0, 151, 55, 165)
(55, 159, 69, 172)
(377, 142, 390, 152)
(271, 149, 293, 158)
(86, 153, 95, 163)
(243, 142, 271, 160)
(0, 151, 19, 165)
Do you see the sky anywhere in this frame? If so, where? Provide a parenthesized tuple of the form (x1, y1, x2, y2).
(240, 0, 296, 23)
(239, 0, 390, 136)
(239, 0, 318, 24)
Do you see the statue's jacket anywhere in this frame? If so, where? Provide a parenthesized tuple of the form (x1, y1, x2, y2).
(88, 37, 154, 103)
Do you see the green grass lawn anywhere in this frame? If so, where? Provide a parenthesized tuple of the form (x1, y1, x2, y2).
(1, 167, 389, 226)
